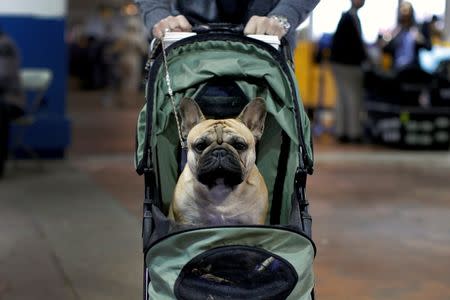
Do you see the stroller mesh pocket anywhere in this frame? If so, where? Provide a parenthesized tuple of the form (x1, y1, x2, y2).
(174, 245, 298, 300)
(146, 227, 315, 300)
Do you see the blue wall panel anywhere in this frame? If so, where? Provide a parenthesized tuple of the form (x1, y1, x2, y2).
(0, 16, 71, 156)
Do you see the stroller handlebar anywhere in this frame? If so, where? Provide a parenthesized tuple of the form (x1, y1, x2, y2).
(148, 23, 293, 64)
(191, 23, 244, 34)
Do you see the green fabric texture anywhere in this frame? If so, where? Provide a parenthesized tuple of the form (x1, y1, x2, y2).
(135, 39, 313, 223)
(146, 227, 315, 300)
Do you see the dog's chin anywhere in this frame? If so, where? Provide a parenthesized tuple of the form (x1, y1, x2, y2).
(197, 167, 244, 188)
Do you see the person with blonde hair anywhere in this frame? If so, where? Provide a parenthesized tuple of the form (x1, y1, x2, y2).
(383, 1, 432, 71)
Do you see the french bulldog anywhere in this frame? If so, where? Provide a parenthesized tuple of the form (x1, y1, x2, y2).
(169, 97, 268, 226)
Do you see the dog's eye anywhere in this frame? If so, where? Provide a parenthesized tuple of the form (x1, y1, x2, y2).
(233, 142, 248, 151)
(194, 141, 208, 152)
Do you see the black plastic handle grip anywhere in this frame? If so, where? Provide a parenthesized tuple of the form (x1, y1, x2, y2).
(191, 23, 244, 34)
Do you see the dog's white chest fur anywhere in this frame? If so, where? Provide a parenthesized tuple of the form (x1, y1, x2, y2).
(208, 179, 232, 202)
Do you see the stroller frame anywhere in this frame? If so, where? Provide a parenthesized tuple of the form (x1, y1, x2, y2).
(137, 28, 314, 300)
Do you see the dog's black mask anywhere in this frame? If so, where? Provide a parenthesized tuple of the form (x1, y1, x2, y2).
(197, 147, 244, 188)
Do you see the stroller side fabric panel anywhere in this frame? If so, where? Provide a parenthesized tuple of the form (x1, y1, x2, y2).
(288, 66, 314, 169)
(135, 104, 147, 169)
(146, 227, 315, 300)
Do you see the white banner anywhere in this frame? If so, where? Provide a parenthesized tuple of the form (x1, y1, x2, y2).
(0, 0, 67, 18)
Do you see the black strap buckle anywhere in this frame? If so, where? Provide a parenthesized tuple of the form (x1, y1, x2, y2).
(295, 168, 309, 209)
(295, 168, 308, 189)
(143, 162, 154, 174)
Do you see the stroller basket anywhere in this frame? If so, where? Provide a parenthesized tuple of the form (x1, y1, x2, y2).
(147, 227, 315, 300)
(136, 32, 315, 300)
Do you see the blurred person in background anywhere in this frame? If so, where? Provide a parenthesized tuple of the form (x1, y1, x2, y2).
(135, 0, 321, 49)
(421, 15, 443, 45)
(329, 0, 367, 144)
(382, 1, 432, 72)
(82, 4, 123, 90)
(106, 17, 147, 108)
(0, 28, 23, 178)
(68, 21, 88, 81)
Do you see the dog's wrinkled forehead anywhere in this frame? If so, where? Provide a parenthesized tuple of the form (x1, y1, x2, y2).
(188, 119, 254, 144)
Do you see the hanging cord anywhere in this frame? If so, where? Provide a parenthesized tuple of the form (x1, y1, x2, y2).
(160, 33, 187, 149)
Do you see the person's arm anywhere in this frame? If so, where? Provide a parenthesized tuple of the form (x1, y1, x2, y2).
(381, 27, 401, 55)
(413, 26, 432, 51)
(244, 0, 320, 39)
(135, 0, 171, 34)
(268, 0, 320, 32)
(135, 0, 192, 39)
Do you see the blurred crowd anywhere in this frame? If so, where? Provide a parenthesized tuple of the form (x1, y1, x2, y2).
(1, 0, 448, 177)
(65, 0, 450, 146)
(316, 0, 449, 145)
(67, 4, 148, 108)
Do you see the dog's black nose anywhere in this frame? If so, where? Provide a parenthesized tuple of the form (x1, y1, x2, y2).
(211, 148, 227, 158)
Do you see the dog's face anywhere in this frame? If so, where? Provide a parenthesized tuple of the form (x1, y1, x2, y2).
(179, 97, 267, 188)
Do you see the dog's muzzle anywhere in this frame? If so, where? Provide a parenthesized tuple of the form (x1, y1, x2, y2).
(197, 148, 244, 187)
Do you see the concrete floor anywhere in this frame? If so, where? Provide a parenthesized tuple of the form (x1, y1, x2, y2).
(1, 89, 449, 299)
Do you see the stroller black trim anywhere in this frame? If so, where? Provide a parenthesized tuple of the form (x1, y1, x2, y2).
(145, 225, 317, 260)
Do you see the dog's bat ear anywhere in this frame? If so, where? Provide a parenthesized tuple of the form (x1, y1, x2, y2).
(237, 98, 267, 141)
(179, 97, 205, 139)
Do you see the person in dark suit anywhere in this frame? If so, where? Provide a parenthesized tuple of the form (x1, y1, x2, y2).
(329, 0, 367, 143)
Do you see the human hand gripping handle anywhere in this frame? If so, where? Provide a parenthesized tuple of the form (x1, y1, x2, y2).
(153, 15, 289, 40)
(244, 16, 290, 39)
(152, 15, 192, 39)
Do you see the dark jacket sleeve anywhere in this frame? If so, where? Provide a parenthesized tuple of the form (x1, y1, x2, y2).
(269, 0, 320, 29)
(268, 0, 320, 48)
(135, 0, 172, 34)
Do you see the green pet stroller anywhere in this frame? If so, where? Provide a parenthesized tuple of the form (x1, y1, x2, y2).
(135, 25, 316, 300)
